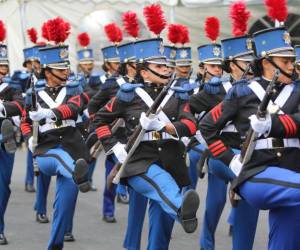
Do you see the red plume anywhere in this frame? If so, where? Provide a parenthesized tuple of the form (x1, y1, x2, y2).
(77, 32, 90, 47)
(179, 25, 190, 45)
(104, 23, 123, 43)
(41, 22, 50, 41)
(27, 28, 38, 44)
(42, 17, 70, 44)
(264, 0, 288, 22)
(205, 17, 220, 42)
(0, 21, 6, 43)
(122, 11, 139, 39)
(167, 24, 181, 44)
(230, 1, 251, 36)
(143, 4, 166, 36)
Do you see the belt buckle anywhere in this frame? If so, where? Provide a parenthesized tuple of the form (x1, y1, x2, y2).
(54, 123, 63, 129)
(271, 138, 284, 148)
(152, 131, 161, 140)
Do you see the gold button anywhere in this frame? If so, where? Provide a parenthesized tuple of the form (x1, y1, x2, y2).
(158, 147, 162, 151)
(277, 152, 282, 157)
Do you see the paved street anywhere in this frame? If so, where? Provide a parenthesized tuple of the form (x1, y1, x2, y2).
(3, 149, 268, 250)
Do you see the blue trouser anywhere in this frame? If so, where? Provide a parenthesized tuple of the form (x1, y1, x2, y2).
(200, 150, 258, 250)
(88, 159, 96, 182)
(240, 166, 300, 250)
(0, 148, 14, 234)
(123, 187, 148, 250)
(36, 147, 79, 250)
(25, 150, 34, 185)
(103, 155, 116, 217)
(188, 144, 206, 189)
(34, 172, 51, 215)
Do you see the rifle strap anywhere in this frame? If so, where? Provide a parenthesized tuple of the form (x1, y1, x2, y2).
(0, 82, 9, 93)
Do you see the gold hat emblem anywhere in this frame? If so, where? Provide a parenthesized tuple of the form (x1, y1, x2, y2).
(0, 47, 7, 57)
(83, 50, 90, 58)
(60, 48, 68, 59)
(246, 38, 252, 50)
(213, 46, 221, 57)
(180, 49, 188, 59)
(283, 31, 291, 44)
(170, 49, 176, 59)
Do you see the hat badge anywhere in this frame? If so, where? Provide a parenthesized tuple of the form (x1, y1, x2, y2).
(180, 49, 188, 59)
(213, 46, 221, 57)
(246, 38, 252, 50)
(170, 49, 176, 59)
(283, 31, 291, 45)
(0, 47, 7, 57)
(60, 48, 68, 59)
(159, 42, 164, 55)
(83, 50, 90, 58)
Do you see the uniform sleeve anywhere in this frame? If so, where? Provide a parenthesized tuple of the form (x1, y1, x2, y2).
(3, 89, 24, 117)
(269, 112, 300, 138)
(88, 88, 112, 116)
(171, 100, 197, 137)
(51, 96, 81, 121)
(199, 96, 239, 165)
(189, 91, 210, 115)
(92, 96, 126, 152)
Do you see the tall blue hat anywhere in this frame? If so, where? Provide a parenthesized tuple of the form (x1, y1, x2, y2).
(117, 42, 136, 63)
(135, 38, 166, 64)
(23, 45, 45, 67)
(253, 27, 295, 58)
(101, 45, 120, 63)
(77, 32, 94, 64)
(221, 35, 254, 61)
(197, 44, 222, 65)
(39, 45, 70, 69)
(163, 45, 176, 67)
(175, 47, 192, 66)
(295, 45, 300, 64)
(0, 44, 8, 65)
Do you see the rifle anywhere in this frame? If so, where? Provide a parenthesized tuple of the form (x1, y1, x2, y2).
(107, 74, 176, 190)
(230, 69, 280, 206)
(30, 67, 39, 176)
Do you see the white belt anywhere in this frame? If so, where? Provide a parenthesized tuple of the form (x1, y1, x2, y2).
(39, 120, 76, 133)
(221, 124, 238, 133)
(255, 138, 300, 150)
(141, 131, 178, 141)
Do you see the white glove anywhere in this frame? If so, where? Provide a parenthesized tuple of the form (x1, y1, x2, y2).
(29, 107, 55, 122)
(229, 154, 243, 176)
(249, 113, 272, 136)
(112, 142, 128, 164)
(28, 136, 33, 153)
(139, 112, 166, 131)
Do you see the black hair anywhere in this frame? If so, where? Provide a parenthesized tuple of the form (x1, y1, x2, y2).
(118, 63, 127, 76)
(102, 62, 109, 72)
(135, 62, 149, 83)
(251, 58, 263, 77)
(222, 60, 231, 74)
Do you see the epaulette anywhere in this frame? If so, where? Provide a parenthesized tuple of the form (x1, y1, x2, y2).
(35, 79, 46, 92)
(116, 83, 143, 102)
(89, 72, 107, 87)
(203, 77, 223, 94)
(100, 76, 119, 90)
(171, 85, 190, 101)
(225, 79, 251, 100)
(66, 80, 83, 96)
(71, 73, 86, 89)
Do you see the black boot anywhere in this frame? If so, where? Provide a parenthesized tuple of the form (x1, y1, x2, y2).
(0, 233, 8, 245)
(36, 213, 49, 223)
(116, 194, 129, 204)
(64, 232, 75, 242)
(1, 119, 17, 154)
(179, 190, 200, 233)
(25, 183, 36, 193)
(72, 159, 90, 193)
(102, 215, 116, 223)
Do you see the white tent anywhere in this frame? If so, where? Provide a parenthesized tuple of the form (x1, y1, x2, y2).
(0, 0, 300, 71)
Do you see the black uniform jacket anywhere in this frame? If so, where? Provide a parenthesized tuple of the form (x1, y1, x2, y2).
(199, 77, 300, 190)
(21, 84, 89, 161)
(92, 82, 197, 187)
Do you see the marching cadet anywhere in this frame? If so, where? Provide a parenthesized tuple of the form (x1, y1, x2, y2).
(295, 45, 300, 78)
(23, 28, 46, 193)
(0, 20, 25, 245)
(93, 4, 200, 248)
(21, 17, 90, 250)
(200, 25, 299, 250)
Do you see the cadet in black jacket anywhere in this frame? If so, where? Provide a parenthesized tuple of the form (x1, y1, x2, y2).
(200, 27, 300, 250)
(93, 38, 200, 247)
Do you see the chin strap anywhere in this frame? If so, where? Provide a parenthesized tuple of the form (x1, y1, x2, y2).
(49, 69, 68, 82)
(266, 57, 294, 79)
(128, 63, 136, 70)
(145, 65, 171, 80)
(233, 61, 254, 77)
